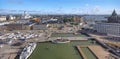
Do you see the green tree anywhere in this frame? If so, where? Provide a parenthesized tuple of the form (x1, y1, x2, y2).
(63, 18, 74, 23)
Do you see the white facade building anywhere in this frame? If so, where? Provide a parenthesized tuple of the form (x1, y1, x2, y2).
(0, 16, 6, 21)
(22, 11, 31, 19)
(9, 15, 16, 20)
(50, 18, 58, 21)
(93, 23, 120, 37)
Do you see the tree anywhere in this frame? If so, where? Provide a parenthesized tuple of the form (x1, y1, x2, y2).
(63, 18, 74, 23)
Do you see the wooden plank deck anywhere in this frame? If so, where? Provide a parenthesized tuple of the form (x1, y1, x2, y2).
(76, 46, 87, 59)
(88, 45, 110, 59)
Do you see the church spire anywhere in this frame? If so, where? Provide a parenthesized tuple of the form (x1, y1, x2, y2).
(112, 9, 117, 16)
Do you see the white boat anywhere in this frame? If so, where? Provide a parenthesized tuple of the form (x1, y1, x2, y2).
(51, 39, 70, 43)
(19, 43, 36, 59)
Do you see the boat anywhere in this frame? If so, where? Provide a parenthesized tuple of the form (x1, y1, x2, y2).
(51, 38, 70, 43)
(19, 43, 36, 59)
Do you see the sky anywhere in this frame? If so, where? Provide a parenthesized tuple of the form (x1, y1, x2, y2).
(0, 0, 120, 14)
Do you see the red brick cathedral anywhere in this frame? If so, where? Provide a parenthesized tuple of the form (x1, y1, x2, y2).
(108, 10, 120, 23)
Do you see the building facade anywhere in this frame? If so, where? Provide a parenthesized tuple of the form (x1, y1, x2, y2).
(22, 11, 31, 19)
(73, 16, 85, 23)
(9, 15, 16, 20)
(5, 24, 31, 30)
(93, 23, 120, 37)
(5, 24, 23, 30)
(32, 25, 47, 30)
(0, 16, 6, 21)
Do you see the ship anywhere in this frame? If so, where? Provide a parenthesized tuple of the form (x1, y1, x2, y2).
(19, 43, 36, 59)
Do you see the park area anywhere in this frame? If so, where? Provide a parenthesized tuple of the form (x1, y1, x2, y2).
(28, 40, 97, 59)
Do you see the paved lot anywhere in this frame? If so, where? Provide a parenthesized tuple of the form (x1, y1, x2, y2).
(89, 34, 120, 47)
(88, 45, 112, 59)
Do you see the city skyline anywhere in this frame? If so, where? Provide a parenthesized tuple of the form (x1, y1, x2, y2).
(0, 0, 120, 14)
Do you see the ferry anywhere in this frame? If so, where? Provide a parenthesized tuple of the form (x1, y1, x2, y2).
(19, 43, 36, 59)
